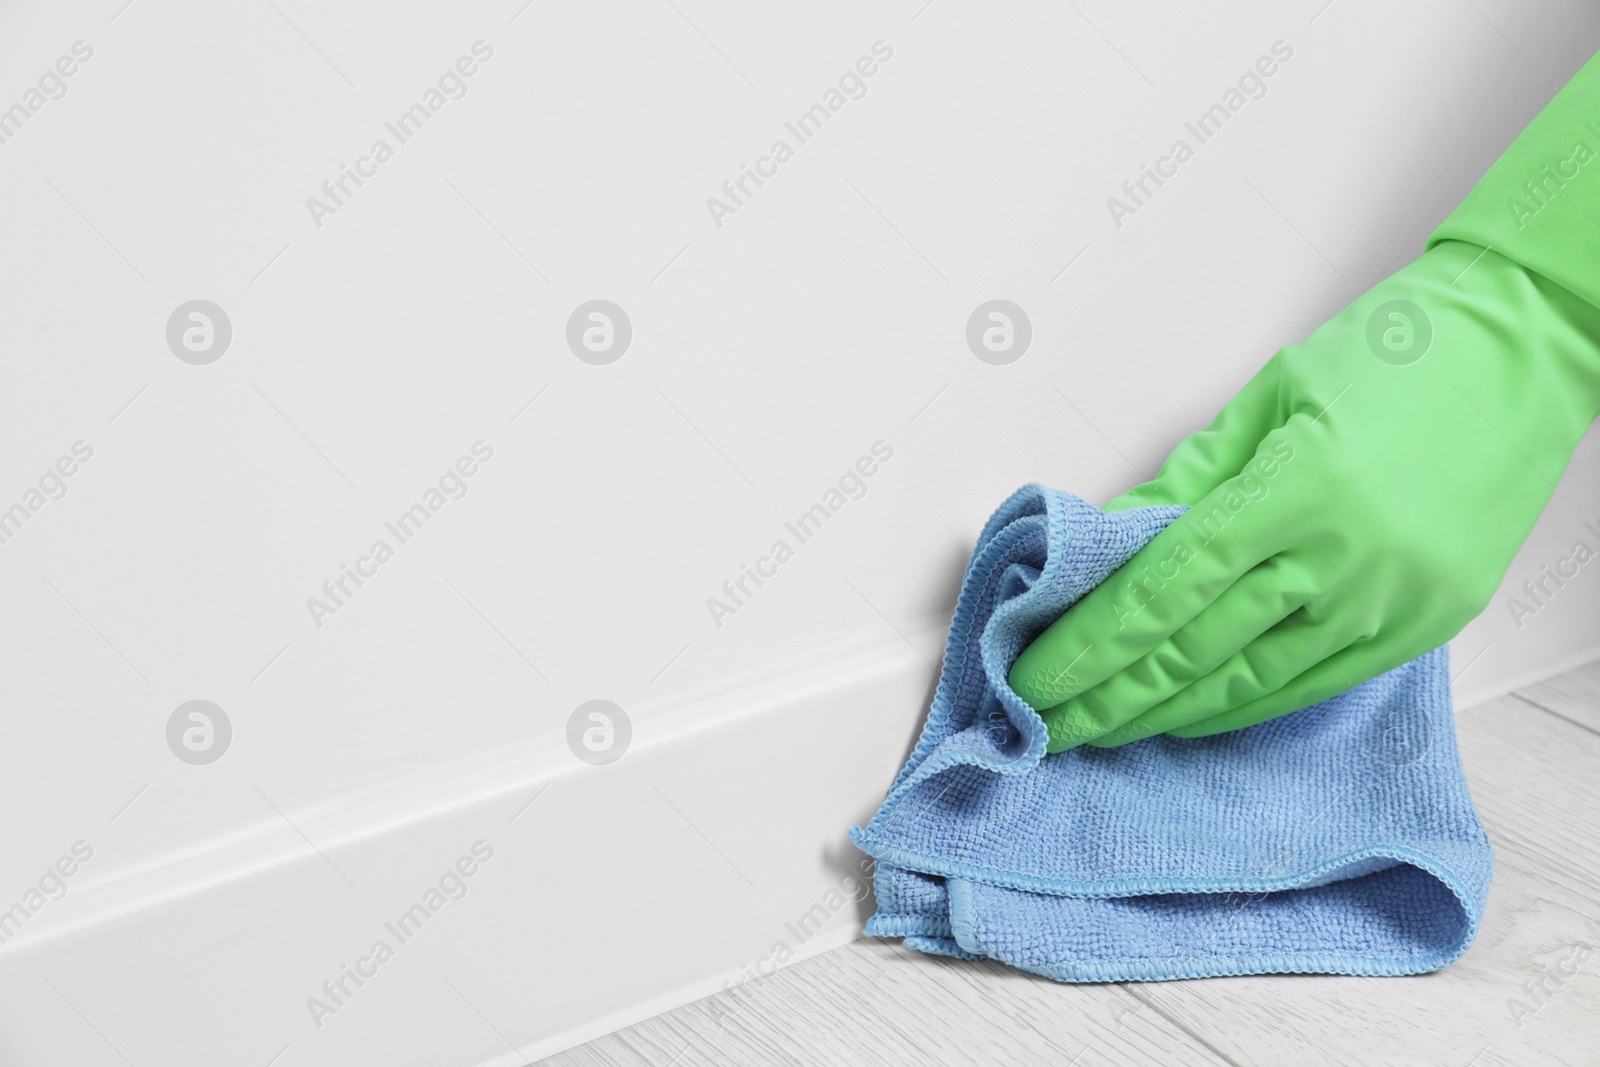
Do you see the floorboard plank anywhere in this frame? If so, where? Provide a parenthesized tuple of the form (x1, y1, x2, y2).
(549, 666, 1600, 1067)
(541, 937, 1227, 1066)
(1516, 657, 1600, 736)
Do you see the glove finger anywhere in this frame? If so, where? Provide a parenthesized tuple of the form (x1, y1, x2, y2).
(1105, 357, 1286, 511)
(1039, 555, 1306, 748)
(1166, 639, 1421, 739)
(1008, 468, 1286, 717)
(1093, 604, 1368, 744)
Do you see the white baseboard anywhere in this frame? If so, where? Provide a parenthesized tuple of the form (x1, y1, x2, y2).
(4, 613, 1593, 1067)
(1453, 641, 1600, 713)
(0, 625, 940, 1067)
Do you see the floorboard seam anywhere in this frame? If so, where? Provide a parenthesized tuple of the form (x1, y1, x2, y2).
(1116, 984, 1245, 1067)
(1505, 692, 1600, 740)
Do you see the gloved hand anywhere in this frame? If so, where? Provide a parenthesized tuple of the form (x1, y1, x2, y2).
(1009, 51, 1600, 751)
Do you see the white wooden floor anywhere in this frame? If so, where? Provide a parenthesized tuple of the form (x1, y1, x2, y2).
(545, 659, 1600, 1067)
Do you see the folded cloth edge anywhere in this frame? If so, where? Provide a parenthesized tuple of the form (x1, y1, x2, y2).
(849, 484, 1492, 983)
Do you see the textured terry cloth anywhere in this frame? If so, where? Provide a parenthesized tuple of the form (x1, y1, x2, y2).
(850, 485, 1493, 982)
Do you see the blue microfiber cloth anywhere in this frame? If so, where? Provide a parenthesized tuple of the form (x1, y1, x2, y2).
(850, 485, 1493, 981)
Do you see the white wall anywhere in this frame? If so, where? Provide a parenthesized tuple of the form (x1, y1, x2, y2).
(0, 1, 1596, 1063)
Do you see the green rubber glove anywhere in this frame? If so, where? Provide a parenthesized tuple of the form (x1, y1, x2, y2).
(1010, 49, 1600, 751)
